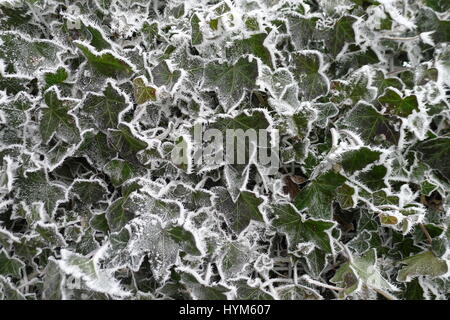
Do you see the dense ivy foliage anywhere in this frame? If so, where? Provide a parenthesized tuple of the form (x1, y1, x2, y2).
(0, 0, 449, 300)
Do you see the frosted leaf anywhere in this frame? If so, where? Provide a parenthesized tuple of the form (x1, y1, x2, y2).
(0, 32, 63, 75)
(59, 249, 130, 297)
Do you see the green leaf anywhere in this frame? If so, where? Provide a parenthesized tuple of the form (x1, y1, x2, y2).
(294, 171, 346, 220)
(77, 43, 133, 78)
(233, 279, 274, 300)
(70, 179, 108, 204)
(0, 92, 33, 128)
(15, 170, 66, 217)
(106, 197, 134, 232)
(397, 251, 448, 282)
(336, 184, 356, 209)
(77, 131, 117, 168)
(378, 88, 418, 117)
(44, 67, 68, 87)
(41, 258, 63, 300)
(107, 125, 148, 162)
(227, 33, 273, 68)
(0, 73, 29, 96)
(0, 276, 26, 300)
(219, 240, 253, 278)
(291, 51, 329, 100)
(288, 15, 320, 50)
(342, 102, 400, 145)
(191, 14, 203, 45)
(81, 82, 128, 130)
(358, 165, 388, 190)
(35, 222, 66, 248)
(327, 16, 356, 57)
(179, 271, 230, 300)
(331, 249, 397, 297)
(272, 203, 335, 253)
(81, 23, 112, 51)
(133, 77, 156, 104)
(0, 250, 24, 278)
(126, 216, 182, 281)
(203, 56, 258, 111)
(424, 0, 450, 12)
(340, 147, 381, 173)
(404, 278, 424, 300)
(151, 60, 181, 90)
(214, 187, 265, 234)
(0, 32, 62, 75)
(103, 159, 138, 187)
(166, 226, 200, 256)
(165, 183, 213, 212)
(372, 70, 403, 93)
(40, 89, 80, 144)
(416, 137, 450, 181)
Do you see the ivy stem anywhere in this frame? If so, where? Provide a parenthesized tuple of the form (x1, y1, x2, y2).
(419, 223, 433, 245)
(372, 287, 398, 300)
(302, 275, 344, 292)
(380, 35, 421, 41)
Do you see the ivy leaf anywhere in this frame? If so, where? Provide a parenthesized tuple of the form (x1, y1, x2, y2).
(291, 51, 329, 100)
(218, 240, 253, 279)
(81, 82, 129, 130)
(77, 43, 133, 78)
(294, 171, 346, 220)
(327, 16, 356, 58)
(0, 92, 33, 129)
(191, 14, 203, 45)
(331, 249, 398, 297)
(164, 183, 213, 212)
(39, 89, 80, 144)
(15, 170, 67, 217)
(77, 131, 117, 168)
(227, 33, 273, 68)
(0, 250, 24, 278)
(179, 271, 230, 300)
(424, 0, 450, 12)
(0, 276, 26, 300)
(107, 125, 148, 162)
(336, 184, 356, 209)
(340, 147, 381, 174)
(342, 102, 400, 145)
(133, 77, 156, 104)
(272, 203, 335, 253)
(35, 222, 67, 248)
(397, 251, 449, 282)
(70, 179, 108, 204)
(166, 226, 201, 256)
(106, 197, 134, 232)
(378, 88, 418, 117)
(126, 216, 182, 281)
(151, 61, 181, 91)
(103, 159, 138, 187)
(203, 56, 258, 111)
(81, 23, 112, 51)
(288, 15, 320, 50)
(416, 137, 450, 181)
(44, 67, 68, 88)
(358, 165, 388, 190)
(213, 187, 265, 234)
(41, 258, 63, 300)
(233, 279, 274, 300)
(59, 249, 130, 297)
(0, 32, 62, 75)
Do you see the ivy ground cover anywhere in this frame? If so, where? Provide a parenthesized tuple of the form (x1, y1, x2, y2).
(0, 0, 449, 300)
